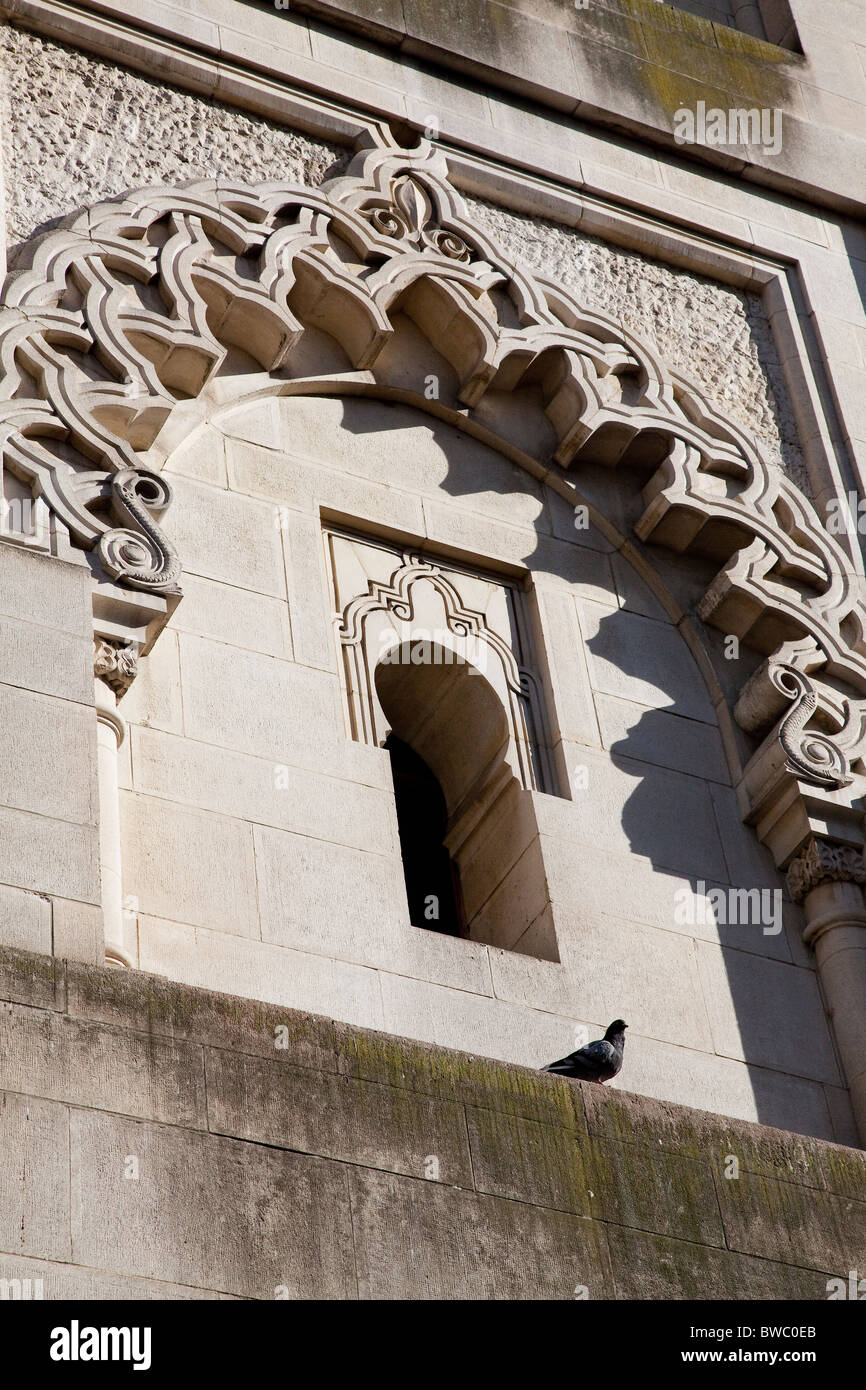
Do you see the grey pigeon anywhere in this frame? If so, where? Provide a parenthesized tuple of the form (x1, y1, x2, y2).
(541, 1019, 627, 1083)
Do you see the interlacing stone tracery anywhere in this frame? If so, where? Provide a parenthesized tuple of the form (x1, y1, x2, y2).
(2, 132, 866, 838)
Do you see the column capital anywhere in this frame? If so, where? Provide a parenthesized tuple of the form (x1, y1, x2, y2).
(93, 636, 138, 697)
(786, 837, 866, 903)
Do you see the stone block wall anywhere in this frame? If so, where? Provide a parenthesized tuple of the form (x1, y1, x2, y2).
(0, 943, 861, 1299)
(0, 545, 102, 962)
(112, 391, 853, 1148)
(1, 0, 865, 1170)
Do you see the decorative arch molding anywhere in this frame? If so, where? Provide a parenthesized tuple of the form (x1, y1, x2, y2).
(2, 130, 866, 860)
(332, 543, 555, 798)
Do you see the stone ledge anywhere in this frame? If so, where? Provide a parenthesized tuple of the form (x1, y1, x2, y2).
(0, 943, 862, 1297)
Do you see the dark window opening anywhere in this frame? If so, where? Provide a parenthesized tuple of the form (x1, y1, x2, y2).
(385, 732, 465, 936)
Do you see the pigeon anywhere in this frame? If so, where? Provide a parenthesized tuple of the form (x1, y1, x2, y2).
(541, 1019, 627, 1083)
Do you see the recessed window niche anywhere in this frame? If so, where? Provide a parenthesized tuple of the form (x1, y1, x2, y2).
(326, 524, 563, 961)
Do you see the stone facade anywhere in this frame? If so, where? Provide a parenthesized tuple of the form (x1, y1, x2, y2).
(1, 943, 862, 1300)
(0, 0, 865, 1299)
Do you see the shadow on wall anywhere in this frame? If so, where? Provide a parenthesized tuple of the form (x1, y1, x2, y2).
(325, 392, 846, 1140)
(584, 608, 845, 1140)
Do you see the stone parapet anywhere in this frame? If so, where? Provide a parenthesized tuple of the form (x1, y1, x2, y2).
(0, 943, 862, 1299)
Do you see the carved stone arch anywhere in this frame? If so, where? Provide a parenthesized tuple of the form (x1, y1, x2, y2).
(3, 130, 866, 870)
(333, 547, 556, 796)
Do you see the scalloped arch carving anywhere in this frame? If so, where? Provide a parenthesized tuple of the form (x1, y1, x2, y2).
(3, 132, 866, 806)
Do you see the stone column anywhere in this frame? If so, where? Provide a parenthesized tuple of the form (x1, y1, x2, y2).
(788, 839, 866, 1147)
(93, 638, 138, 968)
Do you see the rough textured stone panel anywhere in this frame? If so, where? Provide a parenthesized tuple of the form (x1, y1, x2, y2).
(608, 1226, 833, 1301)
(336, 1021, 585, 1132)
(0, 25, 343, 256)
(0, 1000, 207, 1127)
(466, 196, 807, 492)
(65, 957, 340, 1070)
(465, 1104, 593, 1214)
(0, 1253, 231, 1300)
(715, 1166, 866, 1271)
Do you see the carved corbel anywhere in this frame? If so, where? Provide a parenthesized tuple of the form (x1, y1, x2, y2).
(93, 637, 138, 698)
(735, 660, 865, 871)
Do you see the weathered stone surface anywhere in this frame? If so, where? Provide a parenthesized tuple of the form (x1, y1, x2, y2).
(378, 970, 578, 1072)
(581, 1081, 866, 1202)
(337, 1020, 586, 1132)
(0, 1254, 231, 1300)
(465, 1104, 593, 1214)
(0, 806, 99, 905)
(0, 946, 62, 1011)
(131, 727, 399, 858)
(166, 571, 291, 660)
(137, 918, 385, 1032)
(65, 957, 340, 1070)
(0, 615, 92, 705)
(177, 634, 342, 766)
(120, 793, 259, 937)
(51, 899, 104, 966)
(697, 942, 842, 1084)
(0, 946, 860, 1298)
(715, 1166, 866, 1271)
(608, 1225, 834, 1300)
(595, 693, 730, 784)
(0, 682, 98, 826)
(0, 885, 51, 956)
(70, 1109, 356, 1298)
(580, 600, 717, 723)
(0, 1000, 207, 1126)
(206, 1047, 475, 1187)
(534, 745, 730, 882)
(348, 1166, 613, 1300)
(583, 1133, 725, 1247)
(253, 824, 406, 949)
(162, 478, 287, 597)
(0, 545, 91, 636)
(0, 1092, 70, 1261)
